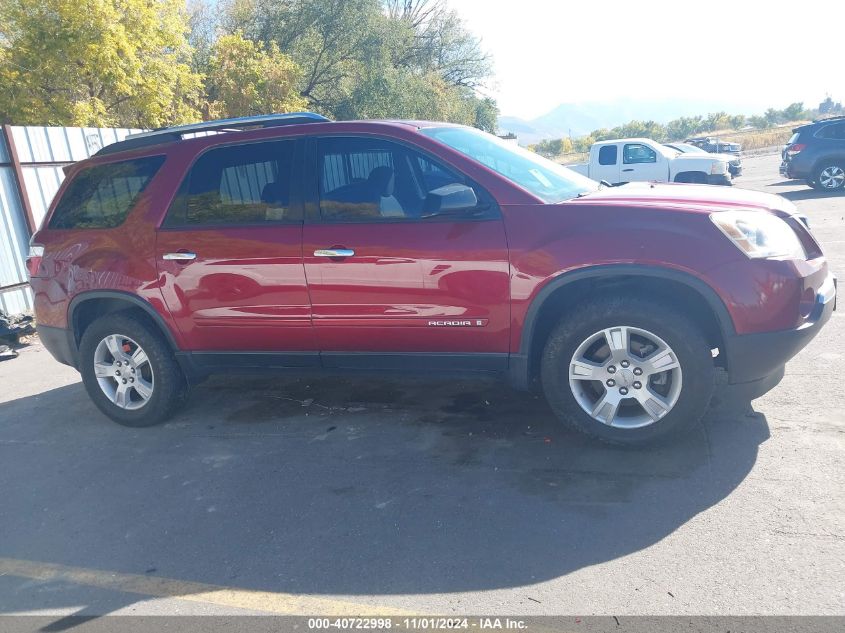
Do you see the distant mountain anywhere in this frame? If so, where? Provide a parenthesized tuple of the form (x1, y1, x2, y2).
(499, 98, 771, 145)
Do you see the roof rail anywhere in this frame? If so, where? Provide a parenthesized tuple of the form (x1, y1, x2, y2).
(96, 112, 330, 156)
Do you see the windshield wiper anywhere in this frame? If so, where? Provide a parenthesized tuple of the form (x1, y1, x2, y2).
(575, 180, 610, 198)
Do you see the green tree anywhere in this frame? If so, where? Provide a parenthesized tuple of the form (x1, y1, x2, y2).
(666, 116, 703, 140)
(222, 0, 496, 128)
(0, 0, 202, 126)
(205, 32, 307, 118)
(782, 102, 806, 121)
(728, 114, 746, 130)
(535, 138, 563, 157)
(472, 97, 499, 133)
(748, 114, 772, 129)
(764, 108, 783, 125)
(704, 111, 730, 131)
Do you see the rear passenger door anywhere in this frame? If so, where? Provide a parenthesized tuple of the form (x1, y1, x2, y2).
(301, 135, 510, 369)
(155, 139, 315, 362)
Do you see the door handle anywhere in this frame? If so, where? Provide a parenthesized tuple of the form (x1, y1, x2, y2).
(622, 168, 634, 172)
(314, 248, 355, 258)
(162, 252, 197, 262)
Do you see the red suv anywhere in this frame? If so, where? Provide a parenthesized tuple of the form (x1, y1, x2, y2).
(27, 113, 836, 444)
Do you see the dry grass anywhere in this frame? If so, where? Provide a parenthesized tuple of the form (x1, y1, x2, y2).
(705, 124, 799, 151)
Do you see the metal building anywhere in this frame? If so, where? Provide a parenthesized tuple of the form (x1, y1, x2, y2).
(0, 125, 142, 314)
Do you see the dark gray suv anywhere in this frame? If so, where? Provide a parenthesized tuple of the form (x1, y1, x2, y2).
(780, 117, 845, 191)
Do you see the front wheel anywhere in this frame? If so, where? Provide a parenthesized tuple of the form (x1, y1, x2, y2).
(541, 296, 715, 445)
(79, 313, 187, 427)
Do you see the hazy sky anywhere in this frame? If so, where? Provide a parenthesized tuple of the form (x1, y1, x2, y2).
(448, 0, 842, 119)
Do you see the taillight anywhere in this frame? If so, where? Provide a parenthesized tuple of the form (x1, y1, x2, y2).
(786, 143, 807, 157)
(26, 245, 44, 278)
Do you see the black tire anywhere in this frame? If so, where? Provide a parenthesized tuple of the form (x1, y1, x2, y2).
(811, 162, 845, 191)
(79, 312, 187, 427)
(541, 295, 715, 446)
(674, 172, 707, 184)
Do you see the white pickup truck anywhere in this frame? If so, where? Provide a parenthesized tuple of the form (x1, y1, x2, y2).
(569, 137, 733, 186)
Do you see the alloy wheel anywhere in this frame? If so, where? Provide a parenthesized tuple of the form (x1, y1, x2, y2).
(568, 326, 683, 429)
(93, 334, 155, 410)
(818, 166, 845, 190)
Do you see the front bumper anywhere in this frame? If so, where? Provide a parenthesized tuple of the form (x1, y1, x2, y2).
(725, 273, 836, 386)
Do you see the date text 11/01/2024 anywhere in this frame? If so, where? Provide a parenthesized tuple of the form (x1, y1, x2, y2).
(307, 618, 528, 630)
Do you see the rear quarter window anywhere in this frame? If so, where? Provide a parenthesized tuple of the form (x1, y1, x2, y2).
(815, 123, 845, 140)
(49, 156, 165, 229)
(598, 145, 618, 165)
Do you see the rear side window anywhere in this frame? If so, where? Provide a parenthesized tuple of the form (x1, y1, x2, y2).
(598, 145, 617, 165)
(49, 156, 164, 229)
(816, 123, 845, 140)
(164, 140, 298, 227)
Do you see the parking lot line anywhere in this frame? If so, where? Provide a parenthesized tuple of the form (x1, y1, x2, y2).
(0, 557, 414, 616)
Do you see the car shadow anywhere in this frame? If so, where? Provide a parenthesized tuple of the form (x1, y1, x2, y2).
(0, 375, 768, 622)
(779, 188, 844, 201)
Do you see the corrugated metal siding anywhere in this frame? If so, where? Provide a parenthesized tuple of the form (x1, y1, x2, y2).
(0, 287, 31, 314)
(23, 166, 65, 228)
(10, 126, 142, 164)
(0, 125, 143, 315)
(0, 133, 10, 163)
(0, 166, 32, 312)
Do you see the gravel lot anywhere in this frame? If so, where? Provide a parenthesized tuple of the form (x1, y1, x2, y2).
(0, 152, 842, 618)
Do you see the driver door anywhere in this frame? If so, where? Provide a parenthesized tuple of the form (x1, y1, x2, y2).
(301, 135, 510, 369)
(620, 142, 667, 182)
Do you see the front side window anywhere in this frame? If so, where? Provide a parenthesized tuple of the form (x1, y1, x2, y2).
(50, 156, 164, 229)
(165, 140, 298, 227)
(623, 143, 657, 164)
(316, 137, 485, 222)
(420, 126, 596, 203)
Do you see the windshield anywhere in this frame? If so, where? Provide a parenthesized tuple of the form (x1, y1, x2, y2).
(421, 126, 598, 203)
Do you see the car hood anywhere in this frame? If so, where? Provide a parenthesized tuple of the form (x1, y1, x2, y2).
(569, 181, 797, 216)
(709, 152, 741, 162)
(671, 153, 730, 165)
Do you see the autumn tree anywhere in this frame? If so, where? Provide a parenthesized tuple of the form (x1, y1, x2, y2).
(205, 32, 307, 119)
(0, 0, 203, 127)
(222, 0, 497, 129)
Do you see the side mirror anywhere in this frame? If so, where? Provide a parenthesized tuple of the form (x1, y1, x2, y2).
(424, 183, 479, 216)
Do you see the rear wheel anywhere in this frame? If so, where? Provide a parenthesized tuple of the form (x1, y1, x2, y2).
(79, 313, 187, 427)
(541, 296, 715, 445)
(812, 163, 845, 191)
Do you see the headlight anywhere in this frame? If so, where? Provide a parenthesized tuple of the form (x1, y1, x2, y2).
(711, 211, 806, 260)
(710, 161, 727, 174)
